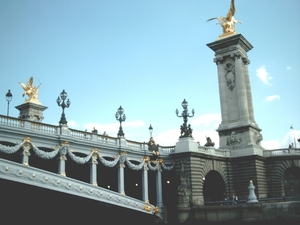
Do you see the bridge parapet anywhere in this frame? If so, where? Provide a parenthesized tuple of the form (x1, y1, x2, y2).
(263, 148, 300, 157)
(197, 145, 231, 157)
(0, 115, 174, 158)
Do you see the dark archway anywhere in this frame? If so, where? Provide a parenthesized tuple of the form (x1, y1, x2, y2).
(203, 170, 225, 201)
(284, 166, 300, 198)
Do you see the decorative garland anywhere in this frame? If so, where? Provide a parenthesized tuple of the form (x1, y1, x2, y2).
(0, 138, 174, 172)
(0, 142, 22, 154)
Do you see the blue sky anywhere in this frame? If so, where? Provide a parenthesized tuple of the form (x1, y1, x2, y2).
(0, 0, 299, 149)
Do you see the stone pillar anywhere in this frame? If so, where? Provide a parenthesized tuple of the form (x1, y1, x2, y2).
(142, 163, 149, 202)
(58, 155, 66, 176)
(156, 167, 163, 208)
(118, 151, 126, 195)
(207, 34, 264, 157)
(175, 137, 198, 153)
(90, 153, 98, 186)
(15, 102, 48, 123)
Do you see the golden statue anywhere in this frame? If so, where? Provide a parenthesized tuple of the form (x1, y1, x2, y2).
(206, 0, 242, 38)
(19, 77, 41, 103)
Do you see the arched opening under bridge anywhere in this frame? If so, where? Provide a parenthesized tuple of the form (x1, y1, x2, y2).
(203, 170, 225, 201)
(284, 166, 300, 198)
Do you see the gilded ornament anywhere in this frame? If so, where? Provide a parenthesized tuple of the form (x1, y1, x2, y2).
(206, 0, 242, 39)
(143, 205, 152, 212)
(19, 76, 41, 104)
(153, 206, 159, 215)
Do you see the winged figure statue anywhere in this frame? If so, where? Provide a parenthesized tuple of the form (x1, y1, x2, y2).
(207, 0, 242, 37)
(19, 77, 41, 103)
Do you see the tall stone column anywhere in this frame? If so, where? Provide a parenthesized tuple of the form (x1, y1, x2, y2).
(207, 34, 264, 157)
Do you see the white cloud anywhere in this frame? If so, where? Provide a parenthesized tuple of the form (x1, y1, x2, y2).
(286, 66, 291, 70)
(152, 114, 221, 147)
(261, 140, 280, 150)
(191, 113, 221, 128)
(256, 66, 272, 85)
(153, 129, 181, 146)
(67, 120, 80, 129)
(265, 95, 280, 101)
(262, 129, 300, 150)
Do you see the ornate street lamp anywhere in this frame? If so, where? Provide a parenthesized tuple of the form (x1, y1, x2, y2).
(115, 106, 126, 137)
(5, 90, 12, 117)
(176, 99, 195, 138)
(56, 90, 71, 125)
(149, 124, 153, 138)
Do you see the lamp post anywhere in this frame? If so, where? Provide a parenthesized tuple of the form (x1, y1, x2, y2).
(5, 90, 12, 117)
(176, 99, 195, 138)
(56, 90, 71, 125)
(115, 106, 126, 137)
(290, 126, 296, 148)
(149, 124, 153, 138)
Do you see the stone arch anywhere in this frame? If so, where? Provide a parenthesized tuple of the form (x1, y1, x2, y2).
(201, 159, 229, 201)
(268, 159, 300, 197)
(203, 170, 225, 201)
(284, 166, 300, 197)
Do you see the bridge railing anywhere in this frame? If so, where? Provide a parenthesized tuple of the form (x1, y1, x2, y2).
(263, 148, 300, 157)
(204, 196, 300, 206)
(0, 115, 24, 127)
(197, 145, 231, 157)
(0, 114, 174, 155)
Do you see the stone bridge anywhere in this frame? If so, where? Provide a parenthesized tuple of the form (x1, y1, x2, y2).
(1, 115, 300, 224)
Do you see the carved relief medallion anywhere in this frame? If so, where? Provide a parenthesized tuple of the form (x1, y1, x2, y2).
(224, 62, 236, 91)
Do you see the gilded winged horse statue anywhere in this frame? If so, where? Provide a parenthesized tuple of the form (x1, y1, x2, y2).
(207, 0, 242, 37)
(19, 77, 41, 103)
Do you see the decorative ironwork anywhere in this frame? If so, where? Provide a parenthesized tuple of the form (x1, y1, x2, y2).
(56, 90, 71, 125)
(176, 99, 195, 138)
(115, 106, 126, 137)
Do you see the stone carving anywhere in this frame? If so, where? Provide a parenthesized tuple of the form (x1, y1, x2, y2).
(213, 56, 224, 65)
(206, 0, 242, 38)
(242, 57, 250, 65)
(177, 159, 191, 207)
(204, 137, 215, 147)
(148, 137, 160, 159)
(254, 132, 263, 146)
(227, 131, 242, 147)
(19, 76, 41, 103)
(230, 51, 242, 59)
(224, 62, 236, 91)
